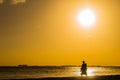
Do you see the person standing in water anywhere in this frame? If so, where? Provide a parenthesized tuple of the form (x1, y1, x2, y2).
(81, 61, 87, 76)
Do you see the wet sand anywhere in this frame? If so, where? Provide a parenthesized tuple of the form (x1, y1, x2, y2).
(10, 75, 120, 80)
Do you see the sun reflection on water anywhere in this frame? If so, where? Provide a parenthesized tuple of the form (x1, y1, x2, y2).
(87, 69, 95, 76)
(76, 68, 95, 76)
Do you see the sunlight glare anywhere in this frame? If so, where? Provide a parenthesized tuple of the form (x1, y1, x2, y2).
(87, 69, 95, 76)
(76, 68, 95, 76)
(77, 8, 96, 28)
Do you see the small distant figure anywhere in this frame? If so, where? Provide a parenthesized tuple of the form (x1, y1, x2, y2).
(80, 61, 87, 76)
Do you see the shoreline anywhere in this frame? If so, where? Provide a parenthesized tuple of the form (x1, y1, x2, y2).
(9, 75, 120, 80)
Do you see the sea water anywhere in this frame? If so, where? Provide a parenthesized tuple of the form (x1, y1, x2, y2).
(0, 66, 120, 79)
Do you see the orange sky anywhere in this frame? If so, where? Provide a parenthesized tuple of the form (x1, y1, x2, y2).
(0, 0, 120, 66)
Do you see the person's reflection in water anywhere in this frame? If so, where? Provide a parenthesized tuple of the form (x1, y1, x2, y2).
(80, 61, 87, 76)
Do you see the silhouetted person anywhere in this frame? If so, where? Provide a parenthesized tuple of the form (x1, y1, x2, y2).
(81, 61, 87, 76)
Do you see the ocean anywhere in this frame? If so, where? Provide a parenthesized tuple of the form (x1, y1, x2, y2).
(0, 66, 120, 79)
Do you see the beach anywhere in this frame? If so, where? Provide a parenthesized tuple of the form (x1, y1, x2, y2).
(10, 75, 120, 80)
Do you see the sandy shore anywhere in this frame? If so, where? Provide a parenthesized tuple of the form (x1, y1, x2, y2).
(9, 75, 120, 80)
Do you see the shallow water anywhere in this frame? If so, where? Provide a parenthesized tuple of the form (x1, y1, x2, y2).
(0, 66, 120, 79)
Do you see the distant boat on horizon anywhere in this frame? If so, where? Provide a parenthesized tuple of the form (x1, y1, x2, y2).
(18, 64, 28, 67)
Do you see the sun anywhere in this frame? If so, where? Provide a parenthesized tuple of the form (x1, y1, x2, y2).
(77, 8, 96, 28)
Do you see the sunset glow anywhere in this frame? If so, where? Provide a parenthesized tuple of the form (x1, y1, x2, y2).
(0, 0, 119, 66)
